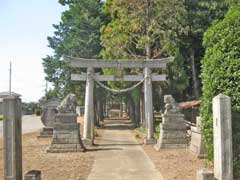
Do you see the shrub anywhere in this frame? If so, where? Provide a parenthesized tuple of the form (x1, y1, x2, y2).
(35, 109, 41, 116)
(200, 2, 240, 178)
(0, 115, 3, 121)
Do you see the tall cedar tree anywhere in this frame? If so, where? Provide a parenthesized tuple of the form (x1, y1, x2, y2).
(42, 0, 103, 102)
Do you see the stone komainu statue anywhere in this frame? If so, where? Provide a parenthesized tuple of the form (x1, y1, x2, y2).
(164, 95, 181, 114)
(57, 94, 78, 113)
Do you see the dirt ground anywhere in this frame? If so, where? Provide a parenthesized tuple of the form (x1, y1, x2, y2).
(0, 132, 94, 180)
(0, 116, 209, 180)
(0, 117, 94, 180)
(133, 130, 208, 180)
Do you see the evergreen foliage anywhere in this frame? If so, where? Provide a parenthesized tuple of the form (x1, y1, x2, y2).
(42, 0, 103, 101)
(200, 2, 240, 177)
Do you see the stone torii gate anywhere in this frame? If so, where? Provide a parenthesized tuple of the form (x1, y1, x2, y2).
(68, 57, 173, 145)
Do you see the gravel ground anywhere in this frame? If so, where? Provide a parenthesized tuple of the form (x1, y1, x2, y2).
(133, 130, 208, 180)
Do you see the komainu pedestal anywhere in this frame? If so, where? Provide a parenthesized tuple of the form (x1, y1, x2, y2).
(155, 95, 187, 150)
(48, 113, 85, 153)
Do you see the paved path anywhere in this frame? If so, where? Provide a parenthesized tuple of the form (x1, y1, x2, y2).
(88, 119, 164, 180)
(0, 115, 43, 137)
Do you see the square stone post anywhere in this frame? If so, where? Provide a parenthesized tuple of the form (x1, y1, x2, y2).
(83, 67, 94, 145)
(3, 96, 22, 180)
(143, 67, 156, 144)
(197, 169, 214, 180)
(24, 170, 41, 180)
(213, 94, 233, 180)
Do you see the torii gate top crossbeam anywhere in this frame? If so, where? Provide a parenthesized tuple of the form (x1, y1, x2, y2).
(66, 56, 174, 68)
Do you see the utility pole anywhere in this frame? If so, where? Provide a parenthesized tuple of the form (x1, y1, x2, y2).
(9, 61, 12, 95)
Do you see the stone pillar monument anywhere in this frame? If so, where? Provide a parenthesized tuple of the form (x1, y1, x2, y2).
(155, 95, 187, 150)
(143, 67, 156, 144)
(83, 67, 94, 145)
(213, 94, 233, 180)
(48, 94, 85, 153)
(3, 96, 22, 180)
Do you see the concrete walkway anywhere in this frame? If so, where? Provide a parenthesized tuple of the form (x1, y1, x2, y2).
(88, 119, 164, 180)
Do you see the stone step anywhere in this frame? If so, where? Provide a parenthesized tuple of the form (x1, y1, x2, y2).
(53, 132, 80, 139)
(160, 131, 187, 139)
(48, 143, 84, 150)
(52, 138, 81, 144)
(155, 143, 188, 150)
(158, 138, 188, 144)
(160, 123, 186, 130)
(54, 123, 80, 130)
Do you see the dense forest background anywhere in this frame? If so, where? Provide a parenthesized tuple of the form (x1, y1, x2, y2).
(42, 0, 240, 177)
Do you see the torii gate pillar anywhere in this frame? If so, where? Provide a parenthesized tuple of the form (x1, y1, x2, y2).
(69, 57, 173, 145)
(144, 67, 156, 144)
(83, 67, 94, 145)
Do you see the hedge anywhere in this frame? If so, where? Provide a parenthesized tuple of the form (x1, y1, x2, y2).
(200, 2, 240, 178)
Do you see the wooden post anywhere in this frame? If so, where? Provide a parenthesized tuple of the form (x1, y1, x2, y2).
(143, 67, 156, 144)
(3, 96, 22, 180)
(213, 94, 233, 180)
(83, 67, 94, 145)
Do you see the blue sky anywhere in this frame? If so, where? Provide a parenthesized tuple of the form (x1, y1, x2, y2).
(0, 1, 66, 102)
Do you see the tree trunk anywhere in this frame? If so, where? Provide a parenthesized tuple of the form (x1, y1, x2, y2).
(145, 0, 151, 60)
(134, 97, 140, 127)
(127, 95, 135, 123)
(98, 99, 104, 121)
(190, 49, 200, 98)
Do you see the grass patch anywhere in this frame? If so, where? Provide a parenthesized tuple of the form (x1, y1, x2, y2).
(136, 127, 146, 134)
(134, 127, 146, 139)
(135, 122, 161, 140)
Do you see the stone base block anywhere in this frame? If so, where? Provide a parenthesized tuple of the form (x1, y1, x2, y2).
(161, 123, 186, 130)
(144, 138, 157, 145)
(162, 113, 184, 124)
(154, 143, 187, 150)
(55, 113, 78, 123)
(196, 169, 214, 180)
(155, 120, 187, 150)
(159, 138, 188, 144)
(82, 138, 94, 146)
(47, 144, 86, 153)
(189, 131, 206, 158)
(160, 129, 187, 139)
(38, 127, 53, 138)
(48, 113, 85, 153)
